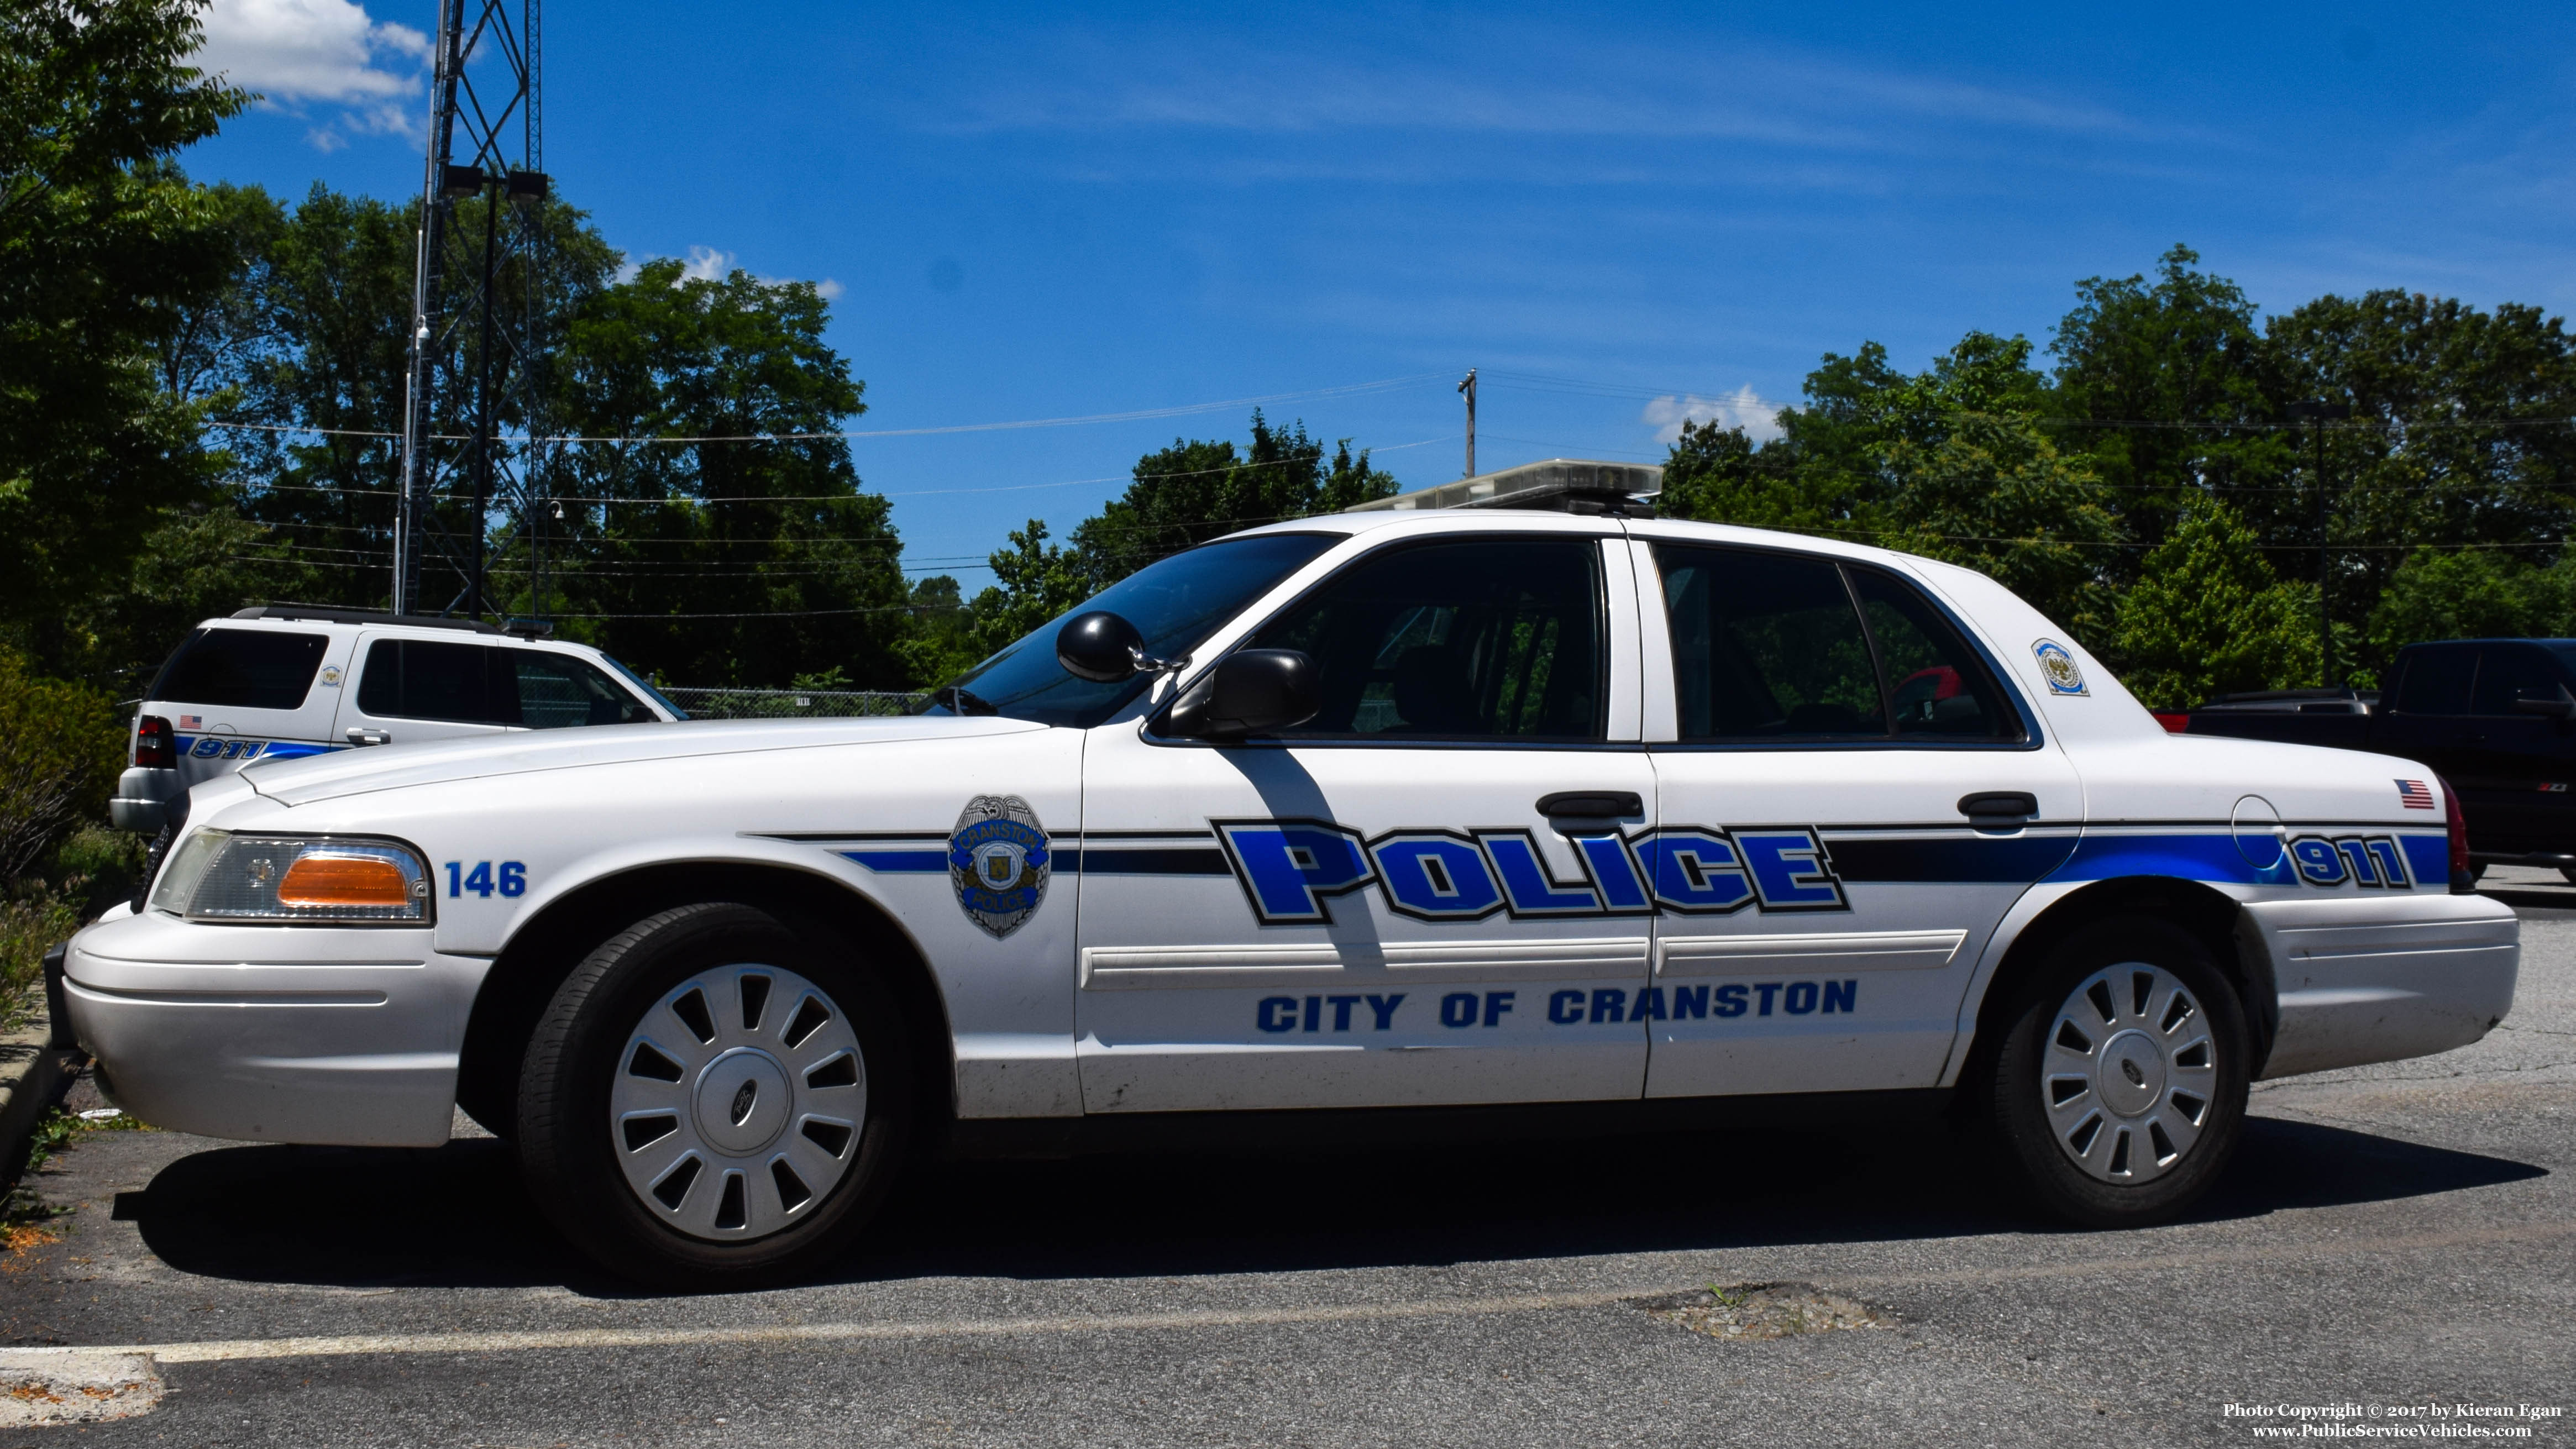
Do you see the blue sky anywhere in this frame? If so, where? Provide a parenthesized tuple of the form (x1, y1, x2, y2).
(185, 1, 2576, 584)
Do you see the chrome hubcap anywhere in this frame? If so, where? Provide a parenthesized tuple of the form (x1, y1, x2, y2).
(610, 963, 865, 1241)
(2042, 963, 2216, 1185)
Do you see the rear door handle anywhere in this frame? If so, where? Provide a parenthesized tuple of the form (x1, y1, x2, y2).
(1539, 790, 1644, 820)
(346, 728, 391, 747)
(1958, 791, 2038, 823)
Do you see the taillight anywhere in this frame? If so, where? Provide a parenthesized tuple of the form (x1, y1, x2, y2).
(2152, 712, 2191, 733)
(2436, 773, 2473, 893)
(134, 715, 176, 769)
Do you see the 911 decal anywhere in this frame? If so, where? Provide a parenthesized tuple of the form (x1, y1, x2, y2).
(2286, 834, 2412, 888)
(1211, 818, 1846, 925)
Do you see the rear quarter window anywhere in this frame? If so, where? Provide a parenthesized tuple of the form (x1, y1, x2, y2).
(150, 629, 329, 711)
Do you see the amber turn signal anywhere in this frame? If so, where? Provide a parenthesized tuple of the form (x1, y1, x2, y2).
(277, 853, 415, 909)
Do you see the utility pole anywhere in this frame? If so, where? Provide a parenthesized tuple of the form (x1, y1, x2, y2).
(394, 0, 548, 621)
(1457, 369, 1477, 479)
(2288, 400, 2353, 687)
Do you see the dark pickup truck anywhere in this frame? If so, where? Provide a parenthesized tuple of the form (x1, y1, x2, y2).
(2174, 638, 2576, 878)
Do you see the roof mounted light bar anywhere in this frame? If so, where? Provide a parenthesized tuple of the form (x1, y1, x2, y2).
(1342, 458, 1664, 518)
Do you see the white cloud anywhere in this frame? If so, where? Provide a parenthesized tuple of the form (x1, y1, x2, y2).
(678, 246, 737, 282)
(1643, 387, 1783, 444)
(617, 248, 843, 303)
(196, 0, 430, 144)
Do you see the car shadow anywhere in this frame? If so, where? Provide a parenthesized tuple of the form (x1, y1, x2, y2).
(119, 1114, 2547, 1295)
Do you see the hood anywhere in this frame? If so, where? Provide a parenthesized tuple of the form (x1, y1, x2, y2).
(239, 714, 1048, 806)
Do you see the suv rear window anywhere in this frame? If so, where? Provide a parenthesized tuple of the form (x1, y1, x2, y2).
(150, 629, 329, 711)
(357, 640, 651, 727)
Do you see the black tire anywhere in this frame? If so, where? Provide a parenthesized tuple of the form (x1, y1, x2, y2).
(1987, 916, 2249, 1229)
(516, 901, 914, 1288)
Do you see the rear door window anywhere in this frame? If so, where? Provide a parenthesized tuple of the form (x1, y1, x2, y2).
(151, 629, 329, 711)
(1651, 545, 2023, 744)
(2393, 648, 2477, 715)
(358, 640, 512, 724)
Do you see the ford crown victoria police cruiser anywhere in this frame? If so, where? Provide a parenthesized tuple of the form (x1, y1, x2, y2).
(59, 510, 2520, 1285)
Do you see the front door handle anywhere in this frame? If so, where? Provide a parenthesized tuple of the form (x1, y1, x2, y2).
(1958, 791, 2038, 823)
(1539, 790, 1644, 820)
(346, 728, 391, 747)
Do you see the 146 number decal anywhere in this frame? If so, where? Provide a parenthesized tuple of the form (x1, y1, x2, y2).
(444, 860, 527, 899)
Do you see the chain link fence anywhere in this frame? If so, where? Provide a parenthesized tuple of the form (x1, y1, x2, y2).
(657, 687, 927, 720)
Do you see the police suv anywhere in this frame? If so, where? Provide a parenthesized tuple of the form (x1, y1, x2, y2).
(59, 464, 2520, 1285)
(108, 606, 680, 839)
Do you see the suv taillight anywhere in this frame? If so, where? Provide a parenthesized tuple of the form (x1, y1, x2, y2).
(2436, 773, 2473, 893)
(134, 715, 176, 770)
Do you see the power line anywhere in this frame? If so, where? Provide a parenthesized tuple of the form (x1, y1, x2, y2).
(214, 374, 1450, 447)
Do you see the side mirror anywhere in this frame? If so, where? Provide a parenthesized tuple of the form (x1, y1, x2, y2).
(2513, 687, 2576, 720)
(1056, 611, 1147, 683)
(1166, 650, 1319, 739)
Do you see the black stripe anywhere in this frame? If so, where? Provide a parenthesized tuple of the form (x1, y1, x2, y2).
(1070, 848, 1234, 876)
(1824, 836, 2074, 884)
(751, 831, 948, 842)
(1074, 828, 1217, 841)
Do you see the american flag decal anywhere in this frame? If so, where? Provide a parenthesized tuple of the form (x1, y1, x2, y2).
(2396, 779, 2436, 810)
(178, 714, 202, 729)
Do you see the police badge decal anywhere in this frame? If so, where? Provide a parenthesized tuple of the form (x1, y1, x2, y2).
(948, 795, 1050, 938)
(2032, 639, 2088, 697)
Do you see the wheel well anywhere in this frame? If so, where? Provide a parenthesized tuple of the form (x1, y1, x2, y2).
(1956, 876, 2271, 1100)
(455, 863, 954, 1138)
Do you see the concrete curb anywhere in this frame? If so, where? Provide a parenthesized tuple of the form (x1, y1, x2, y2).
(0, 1006, 77, 1185)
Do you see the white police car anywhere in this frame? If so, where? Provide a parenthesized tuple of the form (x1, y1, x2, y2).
(59, 491, 2519, 1286)
(108, 606, 679, 839)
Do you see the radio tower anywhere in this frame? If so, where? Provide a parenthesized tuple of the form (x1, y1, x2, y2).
(392, 0, 549, 621)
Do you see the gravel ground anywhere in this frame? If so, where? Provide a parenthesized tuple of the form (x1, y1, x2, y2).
(1, 877, 2568, 1447)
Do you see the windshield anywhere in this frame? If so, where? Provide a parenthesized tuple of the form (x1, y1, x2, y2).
(915, 532, 1341, 727)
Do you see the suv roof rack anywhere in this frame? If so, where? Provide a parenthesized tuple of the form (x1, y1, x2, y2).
(230, 605, 503, 635)
(1342, 458, 1664, 517)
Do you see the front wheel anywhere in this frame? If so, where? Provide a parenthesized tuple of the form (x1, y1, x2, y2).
(1988, 917, 2249, 1228)
(516, 902, 913, 1288)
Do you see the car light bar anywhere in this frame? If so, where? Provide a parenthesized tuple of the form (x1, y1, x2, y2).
(150, 831, 433, 924)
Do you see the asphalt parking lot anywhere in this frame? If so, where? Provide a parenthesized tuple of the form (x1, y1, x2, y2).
(3, 876, 2569, 1447)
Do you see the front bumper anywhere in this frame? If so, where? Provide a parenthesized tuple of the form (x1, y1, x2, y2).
(2241, 893, 2519, 1079)
(61, 906, 494, 1146)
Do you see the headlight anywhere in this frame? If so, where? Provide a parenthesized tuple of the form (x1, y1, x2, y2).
(150, 831, 433, 925)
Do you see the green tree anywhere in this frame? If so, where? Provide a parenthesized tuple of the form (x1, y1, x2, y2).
(1069, 413, 1394, 588)
(964, 520, 1091, 660)
(552, 258, 910, 685)
(2108, 497, 2319, 710)
(2265, 291, 2576, 680)
(2050, 245, 2292, 569)
(2367, 549, 2576, 658)
(0, 0, 247, 671)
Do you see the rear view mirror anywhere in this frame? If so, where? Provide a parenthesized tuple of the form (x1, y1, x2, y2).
(2512, 687, 2576, 720)
(1057, 611, 1147, 683)
(1166, 650, 1319, 739)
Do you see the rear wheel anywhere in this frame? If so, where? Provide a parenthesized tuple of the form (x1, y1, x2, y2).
(1989, 916, 2248, 1227)
(516, 902, 912, 1288)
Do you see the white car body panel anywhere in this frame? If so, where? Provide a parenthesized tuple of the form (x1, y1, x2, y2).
(63, 513, 2520, 1148)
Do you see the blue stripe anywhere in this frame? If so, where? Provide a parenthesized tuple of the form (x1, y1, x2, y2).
(2049, 832, 2297, 886)
(2400, 833, 2451, 884)
(259, 741, 334, 759)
